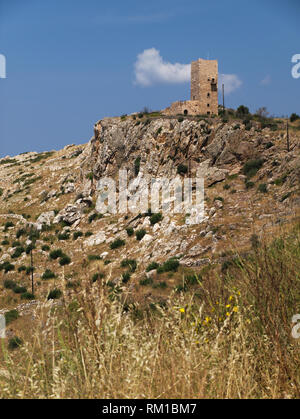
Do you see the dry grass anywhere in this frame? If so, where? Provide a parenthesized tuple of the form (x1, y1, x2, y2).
(0, 222, 299, 399)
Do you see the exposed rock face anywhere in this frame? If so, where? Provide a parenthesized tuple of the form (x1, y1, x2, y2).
(80, 117, 277, 197)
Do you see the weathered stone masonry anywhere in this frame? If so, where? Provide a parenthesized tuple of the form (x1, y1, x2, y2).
(163, 58, 218, 116)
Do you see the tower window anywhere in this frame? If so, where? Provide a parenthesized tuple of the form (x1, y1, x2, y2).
(207, 93, 210, 98)
(207, 103, 210, 107)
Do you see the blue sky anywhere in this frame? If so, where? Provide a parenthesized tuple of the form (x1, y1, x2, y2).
(0, 0, 299, 157)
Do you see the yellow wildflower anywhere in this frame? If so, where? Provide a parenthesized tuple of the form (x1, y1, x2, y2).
(233, 306, 238, 313)
(179, 308, 185, 313)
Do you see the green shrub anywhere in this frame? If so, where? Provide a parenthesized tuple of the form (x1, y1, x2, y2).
(150, 212, 163, 225)
(92, 272, 105, 283)
(237, 105, 250, 116)
(88, 254, 101, 261)
(73, 231, 83, 240)
(157, 258, 180, 274)
(25, 244, 35, 254)
(0, 261, 15, 273)
(140, 277, 153, 286)
(50, 249, 64, 259)
(21, 292, 35, 300)
(135, 229, 146, 241)
(18, 265, 26, 273)
(5, 309, 19, 325)
(122, 272, 131, 283)
(1, 239, 9, 246)
(11, 246, 25, 259)
(59, 255, 71, 266)
(110, 239, 125, 249)
(258, 183, 268, 193)
(88, 213, 103, 223)
(177, 164, 188, 175)
(42, 245, 50, 251)
(134, 157, 141, 176)
(58, 232, 70, 241)
(4, 279, 16, 290)
(177, 117, 184, 122)
(126, 227, 134, 236)
(8, 336, 23, 350)
(47, 289, 62, 300)
(242, 159, 264, 178)
(13, 285, 27, 294)
(245, 180, 254, 189)
(120, 259, 137, 272)
(146, 262, 159, 272)
(25, 266, 34, 275)
(42, 269, 56, 280)
(223, 184, 230, 190)
(4, 221, 14, 231)
(85, 231, 93, 237)
(290, 113, 300, 123)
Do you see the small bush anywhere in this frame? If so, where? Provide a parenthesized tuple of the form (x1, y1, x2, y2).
(8, 337, 23, 350)
(42, 245, 50, 252)
(110, 239, 125, 249)
(88, 254, 101, 261)
(157, 258, 180, 274)
(134, 157, 141, 176)
(73, 231, 83, 240)
(245, 180, 254, 189)
(126, 227, 134, 236)
(50, 249, 64, 260)
(5, 309, 19, 325)
(177, 164, 188, 175)
(135, 229, 146, 241)
(42, 269, 56, 280)
(58, 232, 70, 241)
(21, 292, 35, 300)
(258, 183, 268, 193)
(92, 272, 105, 283)
(242, 159, 264, 178)
(122, 272, 131, 283)
(11, 246, 25, 259)
(120, 259, 137, 272)
(47, 289, 62, 300)
(0, 261, 15, 273)
(140, 277, 153, 286)
(59, 255, 71, 266)
(4, 279, 17, 290)
(13, 285, 27, 294)
(146, 262, 159, 272)
(150, 212, 163, 225)
(88, 213, 103, 223)
(290, 113, 300, 123)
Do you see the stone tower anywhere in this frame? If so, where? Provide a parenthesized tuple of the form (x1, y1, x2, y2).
(162, 58, 218, 116)
(191, 59, 218, 116)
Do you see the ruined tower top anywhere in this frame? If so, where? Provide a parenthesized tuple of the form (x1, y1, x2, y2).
(191, 59, 218, 116)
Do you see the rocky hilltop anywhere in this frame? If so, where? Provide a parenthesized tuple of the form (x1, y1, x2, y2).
(0, 112, 299, 314)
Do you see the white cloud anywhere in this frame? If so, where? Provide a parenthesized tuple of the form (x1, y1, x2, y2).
(134, 48, 242, 94)
(260, 75, 271, 86)
(219, 73, 242, 94)
(134, 48, 190, 86)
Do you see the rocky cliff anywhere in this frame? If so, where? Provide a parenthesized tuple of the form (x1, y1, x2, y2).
(0, 113, 299, 313)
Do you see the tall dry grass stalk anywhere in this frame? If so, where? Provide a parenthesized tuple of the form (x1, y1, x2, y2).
(0, 223, 299, 398)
